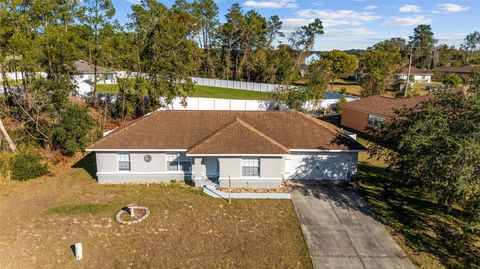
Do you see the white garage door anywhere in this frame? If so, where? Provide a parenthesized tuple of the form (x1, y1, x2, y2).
(285, 153, 353, 180)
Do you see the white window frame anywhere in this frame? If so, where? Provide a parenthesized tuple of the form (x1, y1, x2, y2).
(166, 153, 192, 173)
(117, 153, 131, 172)
(367, 114, 385, 127)
(241, 157, 260, 177)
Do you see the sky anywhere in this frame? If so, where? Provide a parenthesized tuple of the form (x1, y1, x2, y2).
(112, 0, 479, 51)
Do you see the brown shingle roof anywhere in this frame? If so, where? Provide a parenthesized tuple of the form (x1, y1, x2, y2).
(397, 66, 433, 75)
(434, 65, 477, 74)
(88, 110, 364, 153)
(342, 95, 431, 118)
(188, 118, 290, 155)
(74, 60, 113, 74)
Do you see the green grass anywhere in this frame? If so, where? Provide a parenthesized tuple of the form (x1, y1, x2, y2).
(96, 84, 119, 94)
(96, 84, 272, 100)
(48, 203, 109, 215)
(190, 85, 272, 100)
(356, 139, 480, 269)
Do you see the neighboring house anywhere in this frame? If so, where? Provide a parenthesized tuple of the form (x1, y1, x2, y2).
(396, 67, 433, 83)
(433, 65, 477, 80)
(341, 95, 430, 134)
(305, 52, 321, 65)
(87, 110, 365, 188)
(73, 60, 117, 95)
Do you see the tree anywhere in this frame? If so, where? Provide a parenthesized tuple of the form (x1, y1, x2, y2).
(318, 50, 358, 89)
(359, 41, 403, 96)
(136, 2, 199, 108)
(409, 24, 437, 69)
(52, 105, 97, 155)
(80, 0, 115, 105)
(271, 86, 312, 111)
(442, 73, 463, 88)
(306, 61, 329, 100)
(266, 15, 284, 47)
(289, 19, 324, 69)
(192, 0, 219, 77)
(373, 76, 480, 217)
(461, 31, 480, 62)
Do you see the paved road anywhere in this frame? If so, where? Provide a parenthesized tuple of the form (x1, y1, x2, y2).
(289, 181, 416, 269)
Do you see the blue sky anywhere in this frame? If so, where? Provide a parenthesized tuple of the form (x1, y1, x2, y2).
(113, 0, 479, 50)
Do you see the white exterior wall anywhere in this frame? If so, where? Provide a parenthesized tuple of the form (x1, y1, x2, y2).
(397, 74, 432, 83)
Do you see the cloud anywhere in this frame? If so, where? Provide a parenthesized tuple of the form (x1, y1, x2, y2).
(295, 9, 381, 27)
(326, 28, 376, 36)
(399, 4, 422, 13)
(437, 3, 469, 12)
(384, 15, 432, 26)
(243, 0, 297, 8)
(123, 0, 141, 4)
(364, 5, 378, 10)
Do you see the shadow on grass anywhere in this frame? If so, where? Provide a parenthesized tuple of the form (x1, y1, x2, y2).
(72, 153, 97, 181)
(355, 163, 480, 268)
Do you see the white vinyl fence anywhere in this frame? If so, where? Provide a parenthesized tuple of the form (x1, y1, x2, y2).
(192, 77, 284, 92)
(161, 96, 358, 111)
(162, 97, 275, 111)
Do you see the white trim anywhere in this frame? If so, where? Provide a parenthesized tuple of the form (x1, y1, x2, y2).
(289, 149, 365, 152)
(187, 153, 287, 157)
(87, 149, 188, 152)
(97, 171, 189, 175)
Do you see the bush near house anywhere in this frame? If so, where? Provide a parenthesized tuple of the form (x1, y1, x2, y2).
(9, 151, 47, 181)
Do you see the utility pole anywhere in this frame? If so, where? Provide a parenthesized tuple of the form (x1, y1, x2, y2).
(404, 45, 414, 99)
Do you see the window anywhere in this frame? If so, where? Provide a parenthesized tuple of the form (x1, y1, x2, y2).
(367, 114, 385, 127)
(118, 153, 130, 172)
(241, 157, 260, 177)
(166, 153, 191, 172)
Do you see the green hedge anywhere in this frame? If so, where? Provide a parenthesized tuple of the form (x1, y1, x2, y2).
(9, 152, 47, 181)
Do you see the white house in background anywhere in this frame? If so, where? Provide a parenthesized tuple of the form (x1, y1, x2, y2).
(305, 52, 321, 65)
(396, 67, 433, 83)
(72, 60, 118, 95)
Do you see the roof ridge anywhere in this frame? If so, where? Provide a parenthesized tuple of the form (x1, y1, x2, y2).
(234, 118, 290, 153)
(187, 117, 289, 154)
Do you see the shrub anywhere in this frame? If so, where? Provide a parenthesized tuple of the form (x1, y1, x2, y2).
(9, 151, 48, 181)
(0, 153, 13, 183)
(443, 73, 463, 88)
(52, 105, 96, 155)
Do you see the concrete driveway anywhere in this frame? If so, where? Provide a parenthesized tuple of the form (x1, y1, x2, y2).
(289, 181, 416, 269)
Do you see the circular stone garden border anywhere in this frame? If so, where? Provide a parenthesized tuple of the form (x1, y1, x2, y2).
(115, 204, 150, 225)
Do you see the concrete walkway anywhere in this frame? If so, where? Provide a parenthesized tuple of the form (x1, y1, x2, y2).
(289, 181, 416, 269)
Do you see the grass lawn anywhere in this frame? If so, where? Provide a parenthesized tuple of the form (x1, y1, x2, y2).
(96, 84, 119, 94)
(96, 84, 272, 100)
(355, 138, 480, 269)
(0, 154, 311, 268)
(190, 85, 272, 100)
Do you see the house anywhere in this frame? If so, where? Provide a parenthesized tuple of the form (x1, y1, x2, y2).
(396, 67, 433, 83)
(341, 95, 430, 134)
(87, 110, 365, 188)
(433, 65, 477, 80)
(305, 52, 321, 65)
(73, 60, 117, 95)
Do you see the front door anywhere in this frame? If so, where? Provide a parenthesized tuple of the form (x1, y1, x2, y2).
(205, 157, 219, 179)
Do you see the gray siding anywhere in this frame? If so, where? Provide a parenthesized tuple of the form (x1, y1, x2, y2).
(95, 151, 360, 187)
(218, 157, 283, 189)
(96, 151, 193, 184)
